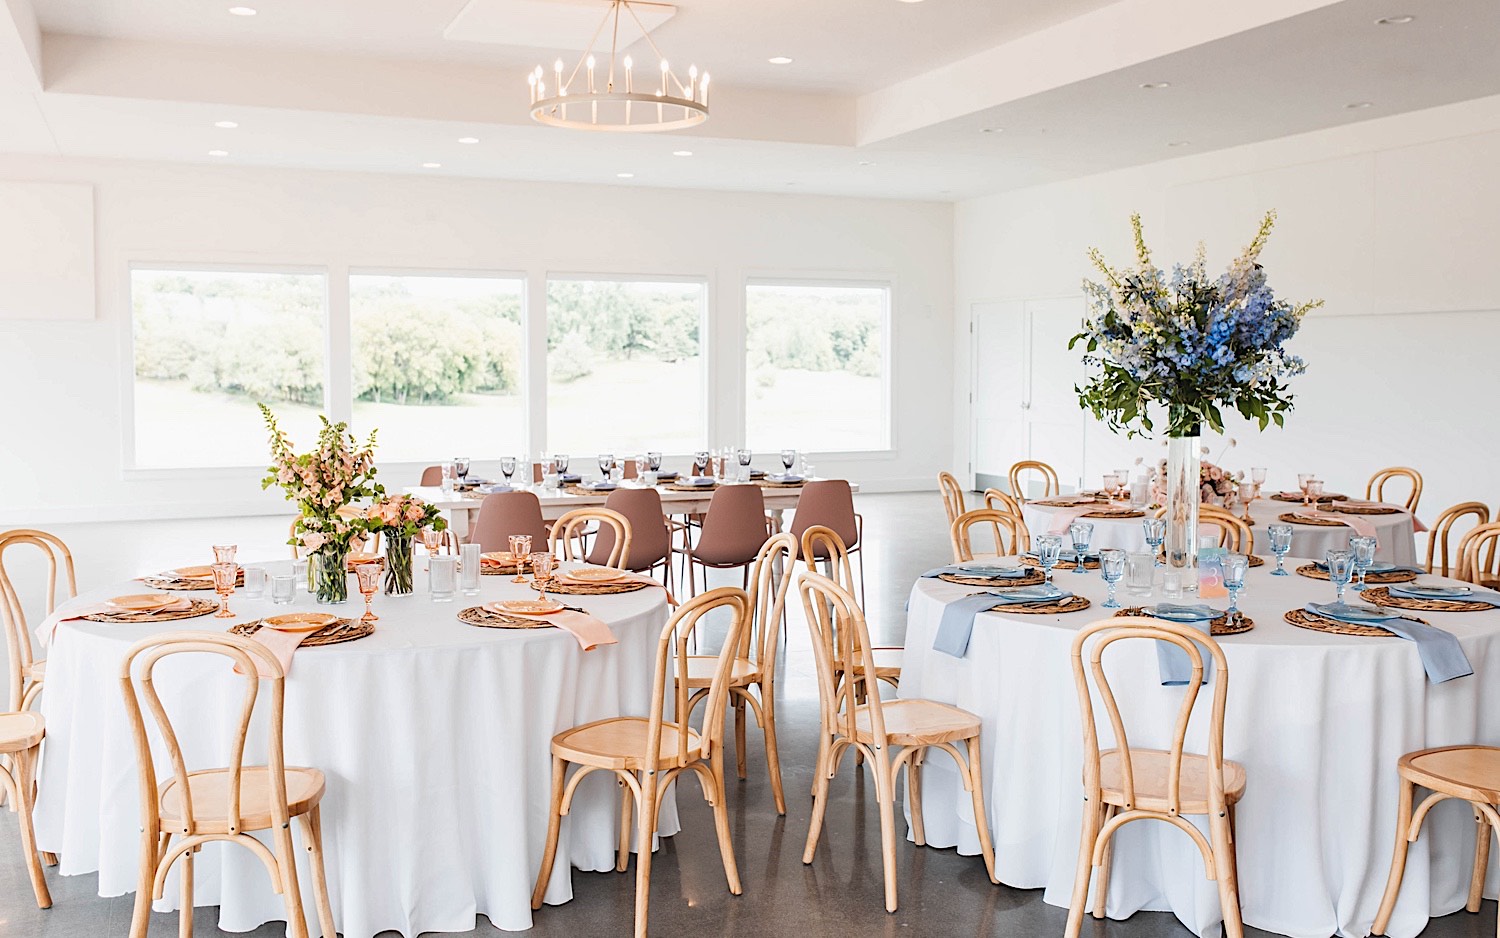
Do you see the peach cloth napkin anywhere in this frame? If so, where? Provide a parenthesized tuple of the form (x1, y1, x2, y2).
(615, 572, 678, 606)
(548, 610, 618, 651)
(1335, 500, 1429, 532)
(1297, 510, 1378, 538)
(1044, 503, 1132, 534)
(41, 596, 194, 644)
(239, 626, 315, 677)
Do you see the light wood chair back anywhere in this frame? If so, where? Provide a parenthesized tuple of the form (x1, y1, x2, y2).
(1008, 460, 1060, 502)
(0, 529, 76, 711)
(1456, 522, 1500, 588)
(1367, 466, 1423, 514)
(654, 588, 749, 767)
(951, 509, 1030, 561)
(800, 525, 856, 592)
(799, 572, 886, 767)
(937, 471, 967, 526)
(740, 533, 797, 669)
(1152, 504, 1252, 553)
(1424, 502, 1489, 577)
(983, 487, 1023, 517)
(550, 507, 633, 568)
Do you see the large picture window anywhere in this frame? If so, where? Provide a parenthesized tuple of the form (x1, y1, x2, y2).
(350, 273, 525, 463)
(545, 278, 705, 455)
(744, 282, 889, 452)
(130, 268, 327, 468)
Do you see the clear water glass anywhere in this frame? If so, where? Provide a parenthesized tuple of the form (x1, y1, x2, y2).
(430, 555, 457, 603)
(292, 557, 309, 590)
(1035, 534, 1064, 584)
(1126, 552, 1155, 596)
(459, 543, 482, 595)
(1142, 518, 1166, 566)
(1325, 549, 1355, 605)
(1267, 523, 1294, 575)
(1223, 552, 1248, 619)
(1349, 535, 1378, 591)
(1068, 522, 1094, 574)
(647, 451, 663, 472)
(499, 456, 517, 482)
(241, 567, 265, 598)
(270, 574, 295, 604)
(1099, 549, 1126, 609)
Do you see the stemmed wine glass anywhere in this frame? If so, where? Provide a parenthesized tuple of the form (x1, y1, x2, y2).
(1325, 549, 1355, 606)
(1067, 522, 1094, 575)
(500, 456, 517, 484)
(1116, 469, 1132, 500)
(780, 449, 798, 474)
(211, 562, 237, 618)
(693, 450, 710, 476)
(213, 544, 238, 564)
(1099, 549, 1125, 609)
(1142, 518, 1166, 566)
(1250, 467, 1267, 495)
(1101, 473, 1120, 500)
(647, 451, 663, 472)
(598, 453, 616, 481)
(554, 454, 570, 475)
(1267, 523, 1294, 575)
(1035, 534, 1064, 585)
(509, 535, 533, 584)
(530, 552, 555, 599)
(1297, 473, 1314, 506)
(421, 528, 444, 571)
(454, 457, 471, 486)
(1223, 552, 1248, 622)
(736, 447, 753, 481)
(355, 563, 381, 623)
(1306, 480, 1325, 509)
(1349, 535, 1378, 591)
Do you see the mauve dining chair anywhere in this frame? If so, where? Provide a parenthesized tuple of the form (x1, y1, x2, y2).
(471, 491, 551, 552)
(590, 487, 676, 587)
(420, 465, 443, 487)
(680, 484, 771, 596)
(789, 479, 865, 605)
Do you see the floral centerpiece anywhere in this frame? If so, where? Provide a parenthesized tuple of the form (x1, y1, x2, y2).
(366, 494, 445, 595)
(1071, 212, 1319, 573)
(260, 404, 383, 604)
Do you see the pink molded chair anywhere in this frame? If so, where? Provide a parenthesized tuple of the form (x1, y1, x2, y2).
(790, 480, 865, 605)
(680, 484, 771, 596)
(591, 488, 676, 587)
(420, 465, 444, 487)
(471, 491, 551, 552)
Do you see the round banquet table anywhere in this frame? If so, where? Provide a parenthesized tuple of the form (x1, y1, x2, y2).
(900, 561, 1500, 938)
(1021, 495, 1419, 566)
(33, 560, 673, 937)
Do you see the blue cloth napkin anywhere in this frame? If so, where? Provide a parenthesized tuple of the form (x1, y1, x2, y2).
(559, 473, 582, 483)
(1143, 605, 1219, 686)
(1305, 603, 1473, 683)
(581, 482, 618, 492)
(932, 586, 1071, 658)
(920, 564, 1033, 579)
(767, 473, 805, 483)
(1389, 585, 1500, 606)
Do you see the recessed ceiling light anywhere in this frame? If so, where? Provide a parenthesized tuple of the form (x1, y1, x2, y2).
(896, 0, 927, 4)
(1376, 14, 1414, 25)
(672, 150, 693, 157)
(1140, 82, 1171, 90)
(768, 56, 794, 65)
(858, 160, 877, 166)
(227, 6, 257, 15)
(979, 127, 1003, 134)
(457, 136, 480, 144)
(1345, 101, 1374, 109)
(617, 172, 635, 178)
(1167, 141, 1191, 147)
(207, 149, 229, 157)
(422, 162, 442, 168)
(214, 120, 239, 129)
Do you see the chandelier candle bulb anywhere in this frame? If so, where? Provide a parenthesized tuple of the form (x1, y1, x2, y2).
(587, 55, 596, 93)
(625, 56, 633, 93)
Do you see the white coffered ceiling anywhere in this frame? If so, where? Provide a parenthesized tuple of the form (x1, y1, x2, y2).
(0, 0, 1496, 200)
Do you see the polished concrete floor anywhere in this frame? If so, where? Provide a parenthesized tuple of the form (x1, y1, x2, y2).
(0, 493, 1493, 936)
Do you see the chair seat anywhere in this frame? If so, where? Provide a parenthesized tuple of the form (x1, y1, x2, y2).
(552, 716, 704, 771)
(1399, 745, 1500, 803)
(681, 655, 760, 689)
(0, 711, 44, 753)
(158, 766, 326, 834)
(836, 646, 904, 682)
(1099, 748, 1247, 813)
(853, 698, 981, 747)
(23, 660, 44, 681)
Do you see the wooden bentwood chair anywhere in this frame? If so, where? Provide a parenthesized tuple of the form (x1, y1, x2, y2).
(1372, 745, 1500, 938)
(799, 571, 996, 913)
(550, 507, 633, 568)
(1065, 618, 1246, 938)
(938, 471, 967, 526)
(801, 526, 902, 698)
(983, 487, 1024, 518)
(0, 528, 76, 712)
(680, 533, 796, 815)
(1367, 466, 1424, 515)
(1425, 503, 1490, 577)
(1151, 505, 1253, 553)
(120, 632, 335, 938)
(532, 587, 751, 938)
(951, 508, 1030, 562)
(1456, 523, 1500, 589)
(0, 710, 49, 908)
(1008, 460, 1060, 502)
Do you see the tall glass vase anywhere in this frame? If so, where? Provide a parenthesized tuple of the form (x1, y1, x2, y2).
(384, 533, 414, 595)
(1164, 431, 1201, 584)
(310, 545, 350, 605)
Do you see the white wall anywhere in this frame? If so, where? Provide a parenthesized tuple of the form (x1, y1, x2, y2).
(0, 155, 954, 524)
(954, 93, 1500, 521)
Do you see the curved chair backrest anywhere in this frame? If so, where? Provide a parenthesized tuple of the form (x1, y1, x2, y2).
(0, 529, 77, 710)
(799, 571, 884, 747)
(1456, 522, 1500, 587)
(1152, 505, 1252, 553)
(1367, 466, 1423, 515)
(651, 588, 750, 768)
(471, 491, 551, 552)
(1426, 502, 1490, 577)
(1008, 460, 1060, 502)
(739, 533, 798, 669)
(938, 472, 967, 526)
(950, 509, 1029, 562)
(694, 484, 769, 566)
(789, 480, 859, 551)
(799, 525, 856, 593)
(1071, 617, 1231, 819)
(551, 508, 633, 568)
(982, 487, 1023, 518)
(119, 632, 290, 838)
(419, 465, 444, 487)
(591, 487, 671, 571)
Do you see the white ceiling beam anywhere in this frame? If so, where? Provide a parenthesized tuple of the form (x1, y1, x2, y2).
(0, 0, 42, 88)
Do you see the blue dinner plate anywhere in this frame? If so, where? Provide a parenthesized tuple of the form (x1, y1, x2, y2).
(1145, 604, 1221, 622)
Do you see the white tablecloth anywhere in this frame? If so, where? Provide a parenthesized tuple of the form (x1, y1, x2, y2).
(1021, 497, 1419, 566)
(900, 562, 1500, 938)
(34, 560, 672, 937)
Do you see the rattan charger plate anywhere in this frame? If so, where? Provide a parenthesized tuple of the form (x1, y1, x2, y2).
(1359, 586, 1500, 613)
(756, 479, 807, 489)
(938, 569, 1046, 587)
(82, 599, 219, 623)
(1083, 509, 1144, 519)
(1033, 498, 1100, 508)
(1295, 564, 1417, 584)
(1272, 492, 1348, 502)
(457, 605, 555, 630)
(667, 482, 719, 493)
(1248, 555, 1267, 568)
(1114, 606, 1254, 636)
(480, 558, 533, 576)
(546, 578, 650, 596)
(1283, 607, 1427, 637)
(1331, 504, 1401, 515)
(141, 571, 246, 591)
(982, 594, 1092, 615)
(1279, 512, 1349, 527)
(231, 617, 372, 646)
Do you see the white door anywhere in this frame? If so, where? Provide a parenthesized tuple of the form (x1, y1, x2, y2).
(1022, 296, 1089, 493)
(970, 301, 1025, 491)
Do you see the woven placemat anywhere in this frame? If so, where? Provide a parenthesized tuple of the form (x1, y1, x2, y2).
(1033, 498, 1100, 508)
(1295, 564, 1417, 584)
(1114, 606, 1254, 636)
(938, 569, 1046, 587)
(545, 577, 650, 596)
(1359, 586, 1498, 613)
(1082, 508, 1144, 520)
(1273, 493, 1348, 503)
(480, 557, 534, 576)
(230, 617, 372, 646)
(1248, 555, 1266, 568)
(563, 484, 621, 496)
(1283, 607, 1424, 637)
(457, 605, 555, 630)
(1331, 504, 1400, 515)
(142, 570, 246, 591)
(82, 599, 219, 623)
(983, 594, 1092, 615)
(1280, 512, 1349, 527)
(756, 479, 807, 489)
(667, 482, 719, 493)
